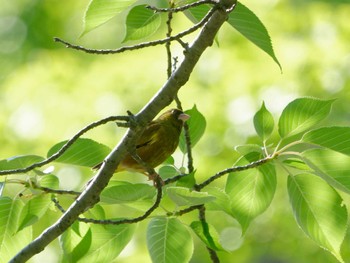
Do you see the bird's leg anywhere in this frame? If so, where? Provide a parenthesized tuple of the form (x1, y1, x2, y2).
(130, 151, 164, 187)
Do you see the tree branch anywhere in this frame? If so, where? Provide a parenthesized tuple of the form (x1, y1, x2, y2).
(0, 115, 128, 176)
(9, 1, 236, 262)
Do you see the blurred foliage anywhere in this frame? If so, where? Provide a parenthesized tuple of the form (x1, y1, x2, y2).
(1, 0, 350, 262)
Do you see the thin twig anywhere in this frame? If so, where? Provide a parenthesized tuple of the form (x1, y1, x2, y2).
(37, 187, 81, 196)
(53, 6, 217, 55)
(165, 1, 174, 78)
(0, 116, 129, 176)
(78, 176, 163, 225)
(168, 204, 203, 216)
(196, 156, 273, 190)
(147, 0, 217, 13)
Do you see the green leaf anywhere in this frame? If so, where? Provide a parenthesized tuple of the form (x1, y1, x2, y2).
(82, 0, 137, 36)
(60, 222, 92, 263)
(39, 174, 59, 189)
(234, 144, 263, 155)
(100, 182, 155, 204)
(227, 2, 281, 70)
(17, 194, 52, 232)
(288, 173, 347, 262)
(122, 4, 161, 42)
(190, 221, 224, 251)
(302, 127, 350, 156)
(147, 217, 193, 263)
(47, 138, 111, 167)
(183, 3, 210, 24)
(253, 101, 274, 140)
(179, 105, 206, 153)
(0, 155, 44, 170)
(82, 223, 135, 262)
(167, 186, 216, 206)
(278, 98, 334, 138)
(225, 152, 276, 233)
(158, 165, 179, 179)
(205, 187, 231, 213)
(302, 149, 350, 194)
(0, 197, 32, 262)
(176, 170, 196, 188)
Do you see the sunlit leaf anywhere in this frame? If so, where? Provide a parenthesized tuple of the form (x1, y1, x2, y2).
(302, 149, 350, 194)
(0, 197, 32, 262)
(226, 152, 276, 233)
(17, 194, 52, 232)
(147, 217, 193, 263)
(288, 173, 347, 262)
(39, 174, 59, 189)
(122, 4, 161, 42)
(60, 221, 91, 262)
(302, 126, 350, 156)
(83, 223, 135, 262)
(179, 105, 206, 153)
(234, 144, 263, 155)
(82, 0, 137, 36)
(0, 155, 44, 170)
(205, 187, 231, 213)
(190, 221, 224, 251)
(278, 98, 334, 138)
(253, 101, 274, 140)
(47, 138, 111, 167)
(167, 186, 215, 206)
(100, 182, 155, 204)
(227, 2, 281, 70)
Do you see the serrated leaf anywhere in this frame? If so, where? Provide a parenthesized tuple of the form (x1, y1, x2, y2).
(167, 186, 215, 206)
(0, 155, 45, 170)
(100, 182, 155, 204)
(147, 217, 193, 263)
(225, 152, 276, 233)
(179, 105, 206, 153)
(47, 138, 111, 167)
(302, 149, 350, 194)
(278, 98, 335, 138)
(82, 0, 137, 36)
(302, 127, 350, 156)
(0, 197, 32, 262)
(123, 4, 161, 42)
(253, 101, 274, 140)
(288, 173, 347, 262)
(190, 221, 224, 251)
(227, 2, 281, 70)
(17, 194, 52, 232)
(82, 223, 135, 262)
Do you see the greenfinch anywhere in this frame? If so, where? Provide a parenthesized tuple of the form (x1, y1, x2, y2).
(93, 109, 189, 177)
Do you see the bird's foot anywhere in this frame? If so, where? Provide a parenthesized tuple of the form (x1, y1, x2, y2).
(148, 173, 165, 187)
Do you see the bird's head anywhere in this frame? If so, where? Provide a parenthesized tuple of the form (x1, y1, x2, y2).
(158, 108, 190, 127)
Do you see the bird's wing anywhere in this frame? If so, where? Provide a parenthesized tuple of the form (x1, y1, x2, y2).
(135, 121, 161, 149)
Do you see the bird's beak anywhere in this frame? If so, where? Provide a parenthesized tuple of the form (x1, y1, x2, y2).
(178, 113, 190, 122)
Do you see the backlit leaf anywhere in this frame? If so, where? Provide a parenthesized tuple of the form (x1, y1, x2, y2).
(288, 173, 347, 262)
(147, 217, 193, 263)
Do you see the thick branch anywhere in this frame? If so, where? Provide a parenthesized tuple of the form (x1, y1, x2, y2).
(9, 1, 236, 262)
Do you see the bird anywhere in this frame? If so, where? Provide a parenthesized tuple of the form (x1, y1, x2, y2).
(92, 108, 190, 182)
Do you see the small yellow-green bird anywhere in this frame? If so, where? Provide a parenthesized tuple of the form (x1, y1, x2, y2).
(93, 108, 189, 178)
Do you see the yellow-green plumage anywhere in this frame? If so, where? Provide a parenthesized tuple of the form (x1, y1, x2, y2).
(94, 109, 189, 174)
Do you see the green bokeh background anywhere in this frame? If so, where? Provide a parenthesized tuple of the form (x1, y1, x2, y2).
(1, 0, 350, 262)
